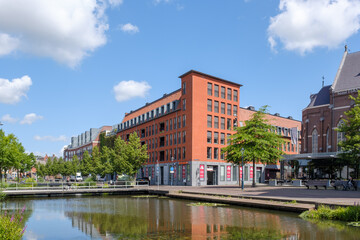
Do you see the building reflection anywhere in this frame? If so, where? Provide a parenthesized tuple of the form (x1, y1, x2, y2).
(62, 196, 358, 240)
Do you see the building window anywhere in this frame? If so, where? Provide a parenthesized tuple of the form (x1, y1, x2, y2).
(207, 99, 212, 112)
(232, 166, 237, 181)
(207, 115, 212, 128)
(183, 131, 186, 143)
(170, 119, 172, 130)
(174, 148, 177, 160)
(178, 147, 181, 160)
(287, 142, 290, 151)
(166, 120, 168, 131)
(227, 118, 231, 130)
(227, 88, 232, 100)
(221, 117, 225, 129)
(312, 129, 318, 153)
(183, 99, 186, 111)
(214, 84, 219, 97)
(170, 134, 172, 145)
(214, 132, 219, 144)
(174, 133, 177, 145)
(207, 131, 212, 143)
(207, 83, 212, 96)
(207, 147, 212, 159)
(178, 116, 181, 128)
(214, 148, 219, 159)
(221, 102, 225, 114)
(337, 120, 345, 151)
(227, 133, 231, 145)
(326, 128, 330, 152)
(174, 118, 177, 129)
(214, 101, 219, 113)
(220, 166, 225, 181)
(182, 82, 186, 94)
(178, 132, 181, 144)
(183, 115, 186, 127)
(227, 104, 232, 115)
(233, 90, 238, 102)
(183, 147, 186, 159)
(221, 86, 225, 99)
(166, 135, 168, 146)
(220, 133, 225, 145)
(244, 166, 249, 181)
(214, 116, 219, 128)
(233, 105, 237, 116)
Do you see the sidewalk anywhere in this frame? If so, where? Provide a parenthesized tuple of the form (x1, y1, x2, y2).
(148, 185, 360, 206)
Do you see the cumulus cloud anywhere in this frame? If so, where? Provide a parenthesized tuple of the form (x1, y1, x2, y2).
(0, 75, 32, 104)
(0, 0, 121, 67)
(113, 80, 151, 102)
(1, 114, 18, 123)
(119, 23, 139, 34)
(34, 135, 67, 142)
(20, 113, 43, 125)
(268, 0, 360, 54)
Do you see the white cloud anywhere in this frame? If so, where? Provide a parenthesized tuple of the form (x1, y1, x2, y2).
(1, 114, 18, 123)
(0, 0, 121, 67)
(268, 0, 360, 54)
(0, 75, 32, 104)
(154, 0, 172, 4)
(113, 80, 151, 102)
(0, 33, 19, 56)
(34, 135, 67, 142)
(59, 145, 68, 157)
(119, 23, 139, 34)
(20, 113, 43, 125)
(108, 0, 123, 7)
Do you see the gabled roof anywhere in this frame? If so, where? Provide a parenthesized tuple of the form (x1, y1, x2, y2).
(332, 50, 360, 92)
(306, 85, 331, 108)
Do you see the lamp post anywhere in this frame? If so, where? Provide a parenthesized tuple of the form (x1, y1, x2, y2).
(241, 148, 244, 190)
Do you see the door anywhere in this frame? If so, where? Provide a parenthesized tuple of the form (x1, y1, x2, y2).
(207, 170, 214, 185)
(160, 167, 164, 185)
(256, 167, 262, 183)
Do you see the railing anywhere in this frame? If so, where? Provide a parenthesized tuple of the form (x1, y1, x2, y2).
(1, 181, 149, 191)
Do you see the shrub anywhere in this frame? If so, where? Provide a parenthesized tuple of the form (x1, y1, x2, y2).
(25, 178, 36, 184)
(300, 205, 360, 222)
(0, 206, 27, 240)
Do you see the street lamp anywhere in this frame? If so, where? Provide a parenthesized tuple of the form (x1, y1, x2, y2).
(241, 148, 244, 190)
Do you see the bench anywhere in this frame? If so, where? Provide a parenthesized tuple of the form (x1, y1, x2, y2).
(305, 180, 330, 189)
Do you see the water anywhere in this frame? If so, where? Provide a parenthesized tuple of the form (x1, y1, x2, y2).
(2, 195, 360, 240)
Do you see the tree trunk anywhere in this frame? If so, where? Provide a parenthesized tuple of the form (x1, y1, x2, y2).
(252, 160, 256, 187)
(238, 165, 241, 187)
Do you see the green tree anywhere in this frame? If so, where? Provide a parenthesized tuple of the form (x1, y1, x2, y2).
(91, 146, 103, 177)
(123, 132, 148, 178)
(222, 106, 284, 187)
(80, 151, 93, 177)
(100, 147, 114, 177)
(337, 91, 360, 179)
(70, 155, 80, 176)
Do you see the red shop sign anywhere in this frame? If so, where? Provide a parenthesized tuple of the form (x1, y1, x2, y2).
(182, 165, 186, 179)
(240, 166, 243, 179)
(199, 164, 205, 181)
(250, 166, 253, 179)
(226, 166, 231, 180)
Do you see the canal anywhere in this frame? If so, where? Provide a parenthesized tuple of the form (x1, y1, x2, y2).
(3, 195, 360, 239)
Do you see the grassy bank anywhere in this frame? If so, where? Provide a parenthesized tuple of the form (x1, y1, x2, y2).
(300, 205, 360, 225)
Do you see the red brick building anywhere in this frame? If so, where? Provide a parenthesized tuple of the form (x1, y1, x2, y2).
(283, 47, 360, 178)
(114, 70, 301, 185)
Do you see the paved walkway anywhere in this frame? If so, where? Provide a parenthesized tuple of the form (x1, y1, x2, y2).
(148, 185, 360, 206)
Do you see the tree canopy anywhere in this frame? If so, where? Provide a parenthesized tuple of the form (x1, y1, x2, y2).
(222, 106, 284, 187)
(337, 91, 360, 179)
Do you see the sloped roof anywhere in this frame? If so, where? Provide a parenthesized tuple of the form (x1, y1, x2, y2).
(306, 85, 331, 108)
(332, 51, 360, 92)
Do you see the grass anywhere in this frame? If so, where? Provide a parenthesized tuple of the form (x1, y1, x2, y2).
(300, 205, 360, 223)
(284, 200, 297, 204)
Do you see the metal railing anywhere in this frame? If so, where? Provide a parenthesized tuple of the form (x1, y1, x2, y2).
(1, 181, 149, 191)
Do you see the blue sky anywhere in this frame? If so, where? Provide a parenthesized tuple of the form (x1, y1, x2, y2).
(1, 0, 360, 157)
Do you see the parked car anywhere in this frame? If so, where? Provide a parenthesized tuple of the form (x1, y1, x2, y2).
(136, 177, 150, 185)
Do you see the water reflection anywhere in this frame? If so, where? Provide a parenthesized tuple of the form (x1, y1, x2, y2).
(6, 196, 360, 240)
